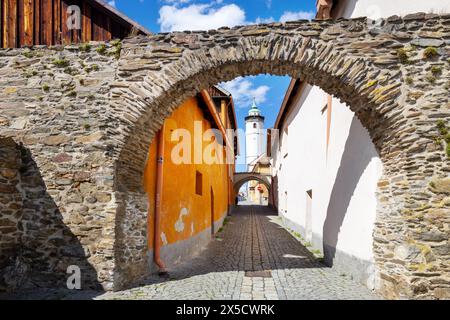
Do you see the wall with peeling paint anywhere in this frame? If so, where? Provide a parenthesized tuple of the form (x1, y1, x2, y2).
(144, 96, 233, 266)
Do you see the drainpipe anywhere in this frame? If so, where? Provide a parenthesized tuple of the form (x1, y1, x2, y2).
(154, 122, 168, 275)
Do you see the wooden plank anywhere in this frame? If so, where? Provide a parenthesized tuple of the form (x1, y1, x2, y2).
(111, 19, 121, 40)
(18, 0, 24, 47)
(101, 14, 107, 40)
(104, 15, 111, 41)
(41, 0, 48, 45)
(72, 0, 81, 43)
(98, 9, 106, 41)
(61, 0, 71, 44)
(82, 1, 92, 42)
(92, 8, 102, 41)
(0, 0, 3, 48)
(41, 0, 53, 45)
(53, 0, 61, 44)
(34, 0, 41, 45)
(120, 26, 128, 39)
(4, 0, 11, 47)
(6, 0, 17, 47)
(23, 0, 34, 46)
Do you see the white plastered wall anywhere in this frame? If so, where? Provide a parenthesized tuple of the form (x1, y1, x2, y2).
(272, 0, 450, 289)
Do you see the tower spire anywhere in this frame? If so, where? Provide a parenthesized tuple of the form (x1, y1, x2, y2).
(252, 97, 257, 109)
(248, 97, 261, 116)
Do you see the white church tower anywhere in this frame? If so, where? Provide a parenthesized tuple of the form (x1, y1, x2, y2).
(245, 99, 265, 172)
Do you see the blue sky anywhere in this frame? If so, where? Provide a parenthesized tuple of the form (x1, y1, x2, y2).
(106, 0, 317, 170)
(108, 0, 316, 32)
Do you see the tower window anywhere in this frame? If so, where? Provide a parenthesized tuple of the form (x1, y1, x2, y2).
(253, 123, 257, 129)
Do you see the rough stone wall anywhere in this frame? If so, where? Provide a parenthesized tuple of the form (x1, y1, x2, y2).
(0, 14, 448, 299)
(0, 138, 23, 290)
(0, 43, 121, 290)
(113, 191, 150, 290)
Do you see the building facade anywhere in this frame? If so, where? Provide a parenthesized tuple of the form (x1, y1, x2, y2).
(247, 155, 271, 205)
(0, 0, 150, 48)
(143, 86, 237, 271)
(271, 0, 450, 290)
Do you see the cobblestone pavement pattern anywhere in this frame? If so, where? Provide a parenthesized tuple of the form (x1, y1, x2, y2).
(98, 205, 379, 300)
(1, 206, 380, 300)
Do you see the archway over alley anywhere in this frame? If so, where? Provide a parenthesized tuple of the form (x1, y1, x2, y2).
(111, 15, 449, 299)
(233, 173, 272, 195)
(0, 14, 448, 299)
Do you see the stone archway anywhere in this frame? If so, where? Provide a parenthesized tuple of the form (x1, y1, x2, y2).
(233, 173, 272, 195)
(0, 14, 448, 299)
(110, 16, 449, 299)
(233, 174, 272, 207)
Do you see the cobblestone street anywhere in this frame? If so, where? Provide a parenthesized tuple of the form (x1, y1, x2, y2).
(97, 205, 379, 300)
(1, 205, 380, 300)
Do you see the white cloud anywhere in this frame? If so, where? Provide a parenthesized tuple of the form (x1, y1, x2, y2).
(280, 10, 315, 22)
(254, 16, 275, 24)
(158, 1, 315, 33)
(221, 77, 270, 109)
(158, 2, 246, 32)
(162, 0, 191, 4)
(108, 0, 144, 7)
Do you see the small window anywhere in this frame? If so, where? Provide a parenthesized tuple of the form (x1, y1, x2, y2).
(195, 171, 203, 196)
(253, 123, 257, 129)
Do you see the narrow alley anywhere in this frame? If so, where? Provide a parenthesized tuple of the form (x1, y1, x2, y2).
(98, 205, 379, 300)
